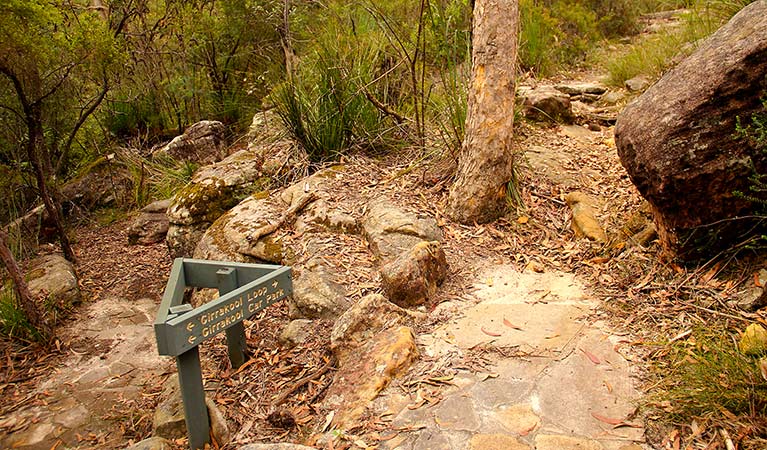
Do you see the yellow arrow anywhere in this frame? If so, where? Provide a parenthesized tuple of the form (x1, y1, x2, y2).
(186, 322, 195, 331)
(188, 335, 196, 344)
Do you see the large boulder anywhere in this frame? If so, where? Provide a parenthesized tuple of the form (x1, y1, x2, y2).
(153, 120, 228, 165)
(192, 166, 345, 263)
(61, 157, 133, 210)
(520, 86, 574, 124)
(26, 254, 81, 311)
(128, 199, 171, 245)
(615, 1, 767, 259)
(192, 191, 287, 263)
(362, 199, 443, 264)
(166, 144, 276, 258)
(380, 241, 449, 308)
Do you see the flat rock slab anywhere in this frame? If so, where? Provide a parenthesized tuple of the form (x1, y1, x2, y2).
(380, 265, 643, 450)
(433, 268, 592, 353)
(2, 296, 170, 449)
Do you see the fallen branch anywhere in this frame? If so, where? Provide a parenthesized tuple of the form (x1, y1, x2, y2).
(241, 192, 317, 254)
(272, 355, 336, 407)
(363, 88, 408, 125)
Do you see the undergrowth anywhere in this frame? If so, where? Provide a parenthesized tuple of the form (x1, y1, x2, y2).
(0, 285, 42, 343)
(647, 326, 767, 447)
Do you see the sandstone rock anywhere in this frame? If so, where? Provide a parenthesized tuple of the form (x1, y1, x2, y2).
(362, 199, 442, 264)
(26, 254, 81, 309)
(495, 403, 540, 435)
(128, 201, 170, 245)
(535, 434, 604, 450)
(240, 444, 316, 450)
(192, 192, 291, 264)
(324, 326, 418, 429)
(289, 267, 350, 319)
(141, 198, 173, 213)
(615, 2, 767, 260)
(601, 90, 626, 105)
(555, 81, 607, 96)
(165, 144, 276, 258)
(616, 201, 658, 248)
(279, 319, 314, 348)
(124, 437, 173, 450)
(565, 192, 607, 243)
(330, 293, 424, 364)
(294, 199, 358, 235)
(624, 75, 651, 92)
(521, 86, 574, 124)
(153, 375, 229, 444)
(154, 120, 228, 165)
(167, 223, 213, 259)
(730, 270, 767, 311)
(279, 166, 345, 208)
(380, 241, 448, 308)
(61, 158, 133, 210)
(524, 145, 578, 188)
(739, 323, 767, 356)
(192, 166, 343, 263)
(468, 434, 529, 450)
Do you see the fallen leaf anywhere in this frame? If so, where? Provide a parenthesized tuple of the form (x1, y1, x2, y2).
(755, 271, 763, 287)
(517, 216, 529, 224)
(478, 372, 499, 381)
(503, 318, 522, 330)
(481, 327, 502, 337)
(377, 432, 399, 441)
(603, 380, 613, 394)
(581, 349, 601, 365)
(322, 410, 334, 432)
(759, 358, 767, 381)
(591, 412, 623, 425)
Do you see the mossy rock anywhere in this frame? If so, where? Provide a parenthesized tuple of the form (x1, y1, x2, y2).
(193, 192, 292, 264)
(739, 324, 767, 356)
(167, 177, 237, 226)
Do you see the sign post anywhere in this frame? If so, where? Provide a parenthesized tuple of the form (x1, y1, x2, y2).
(155, 259, 292, 450)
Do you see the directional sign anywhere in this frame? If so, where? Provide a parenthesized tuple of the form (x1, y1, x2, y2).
(154, 259, 292, 356)
(153, 258, 292, 450)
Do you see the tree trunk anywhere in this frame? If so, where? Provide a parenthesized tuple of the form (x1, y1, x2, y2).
(26, 112, 76, 262)
(0, 228, 51, 339)
(446, 0, 519, 224)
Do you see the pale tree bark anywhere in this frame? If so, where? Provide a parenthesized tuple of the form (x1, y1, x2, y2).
(446, 0, 519, 224)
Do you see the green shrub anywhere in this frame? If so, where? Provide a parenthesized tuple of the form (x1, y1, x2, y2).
(120, 150, 198, 208)
(734, 96, 767, 205)
(431, 62, 468, 156)
(274, 37, 397, 163)
(649, 328, 767, 428)
(0, 285, 43, 342)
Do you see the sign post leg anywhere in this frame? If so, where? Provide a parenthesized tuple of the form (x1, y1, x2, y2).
(176, 347, 210, 450)
(217, 268, 247, 369)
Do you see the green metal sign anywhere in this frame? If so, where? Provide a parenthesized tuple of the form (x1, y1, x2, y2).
(155, 259, 291, 356)
(154, 258, 292, 450)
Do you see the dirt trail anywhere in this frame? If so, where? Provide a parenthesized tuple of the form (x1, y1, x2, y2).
(0, 69, 651, 449)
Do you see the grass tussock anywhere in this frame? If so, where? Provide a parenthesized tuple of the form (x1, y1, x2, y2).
(0, 285, 44, 343)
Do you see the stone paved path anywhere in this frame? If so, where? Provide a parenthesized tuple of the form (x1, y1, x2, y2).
(378, 265, 645, 450)
(2, 296, 170, 449)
